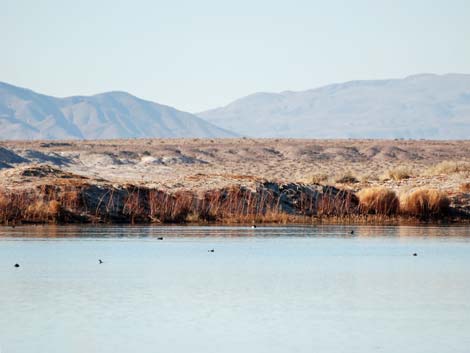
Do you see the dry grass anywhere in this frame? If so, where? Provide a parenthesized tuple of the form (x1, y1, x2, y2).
(357, 187, 399, 215)
(459, 182, 470, 193)
(383, 167, 413, 181)
(359, 174, 379, 183)
(0, 191, 22, 223)
(308, 173, 329, 184)
(25, 200, 62, 222)
(426, 161, 470, 175)
(400, 189, 450, 218)
(334, 171, 359, 184)
(0, 181, 363, 224)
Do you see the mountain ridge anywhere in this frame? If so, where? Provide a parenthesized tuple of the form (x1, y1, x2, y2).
(198, 73, 470, 139)
(0, 82, 236, 140)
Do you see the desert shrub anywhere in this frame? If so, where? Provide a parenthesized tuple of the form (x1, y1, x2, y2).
(308, 173, 329, 184)
(357, 187, 399, 215)
(400, 189, 450, 218)
(384, 167, 412, 181)
(335, 171, 358, 184)
(459, 182, 470, 193)
(359, 174, 378, 183)
(426, 161, 470, 175)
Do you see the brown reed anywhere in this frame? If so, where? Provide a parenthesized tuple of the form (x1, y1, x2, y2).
(357, 187, 399, 215)
(400, 188, 450, 218)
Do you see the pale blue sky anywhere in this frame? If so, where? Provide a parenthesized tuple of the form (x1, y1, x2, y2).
(1, 0, 469, 112)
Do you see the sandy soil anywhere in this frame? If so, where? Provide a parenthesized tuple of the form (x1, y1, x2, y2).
(1, 138, 470, 195)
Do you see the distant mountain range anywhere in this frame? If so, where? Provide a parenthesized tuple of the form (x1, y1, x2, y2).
(198, 74, 470, 139)
(0, 82, 235, 140)
(1, 74, 470, 140)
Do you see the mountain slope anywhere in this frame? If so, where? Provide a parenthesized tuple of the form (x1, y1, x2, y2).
(198, 74, 470, 139)
(0, 82, 236, 140)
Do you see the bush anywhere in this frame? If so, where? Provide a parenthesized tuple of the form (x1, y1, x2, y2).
(309, 173, 329, 184)
(426, 161, 470, 175)
(335, 171, 358, 184)
(357, 187, 399, 215)
(400, 189, 450, 218)
(384, 167, 412, 181)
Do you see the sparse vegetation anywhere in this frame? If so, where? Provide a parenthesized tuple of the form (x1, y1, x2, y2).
(383, 166, 412, 181)
(0, 181, 358, 225)
(335, 171, 359, 184)
(359, 174, 378, 183)
(357, 187, 399, 215)
(308, 173, 329, 184)
(2, 139, 470, 224)
(426, 161, 470, 175)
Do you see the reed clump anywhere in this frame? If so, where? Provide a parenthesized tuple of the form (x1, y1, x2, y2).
(0, 191, 24, 223)
(0, 180, 458, 225)
(357, 187, 399, 215)
(316, 187, 358, 217)
(25, 200, 62, 222)
(399, 189, 450, 218)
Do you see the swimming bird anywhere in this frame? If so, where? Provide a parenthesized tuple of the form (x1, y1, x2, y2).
(208, 249, 215, 253)
(99, 259, 103, 264)
(14, 263, 20, 268)
(251, 225, 257, 229)
(413, 253, 417, 256)
(350, 230, 354, 235)
(157, 237, 164, 240)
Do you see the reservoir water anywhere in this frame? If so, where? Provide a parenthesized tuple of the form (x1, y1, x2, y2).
(1, 225, 469, 353)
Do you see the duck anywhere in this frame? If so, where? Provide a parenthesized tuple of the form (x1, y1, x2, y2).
(14, 263, 20, 268)
(208, 249, 215, 253)
(99, 259, 104, 264)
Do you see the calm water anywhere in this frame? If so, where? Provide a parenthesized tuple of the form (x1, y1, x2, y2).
(0, 225, 470, 353)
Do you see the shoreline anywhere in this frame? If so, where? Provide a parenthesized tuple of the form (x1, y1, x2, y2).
(0, 168, 467, 226)
(2, 139, 470, 225)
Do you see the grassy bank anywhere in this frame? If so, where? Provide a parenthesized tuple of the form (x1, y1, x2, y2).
(0, 179, 463, 226)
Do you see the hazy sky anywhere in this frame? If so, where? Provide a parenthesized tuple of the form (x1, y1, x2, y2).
(1, 0, 469, 112)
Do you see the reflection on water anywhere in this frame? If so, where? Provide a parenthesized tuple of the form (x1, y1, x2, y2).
(1, 224, 470, 239)
(0, 225, 469, 353)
